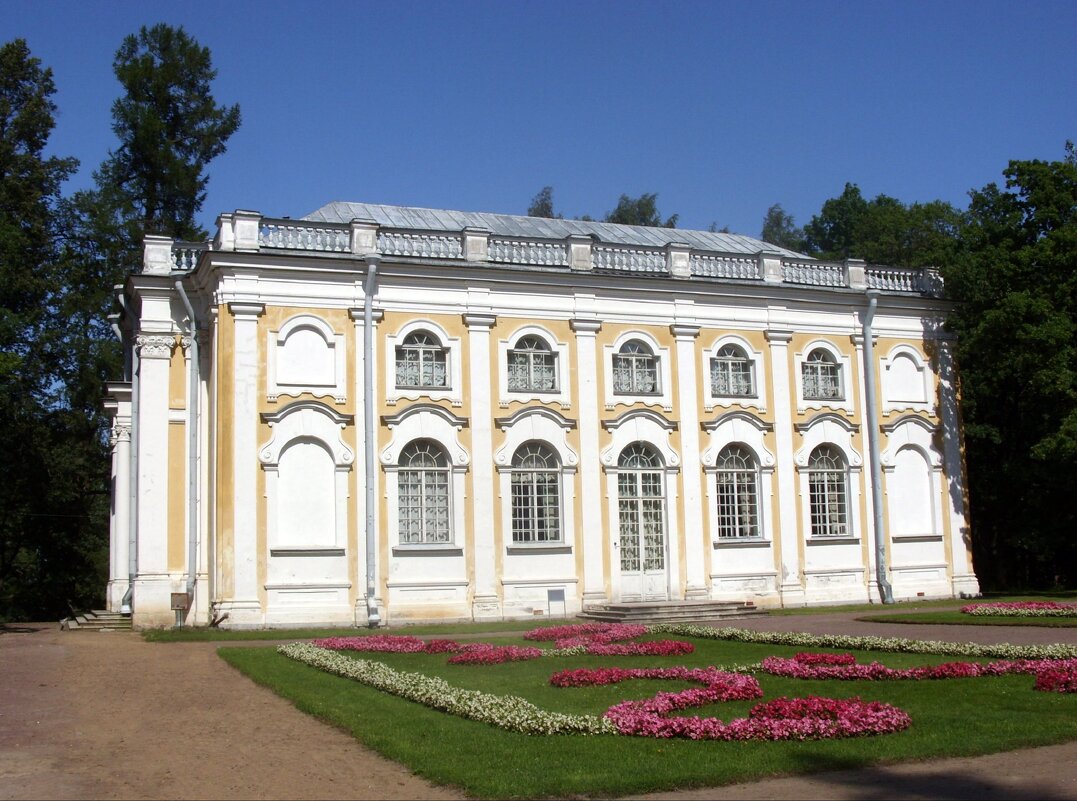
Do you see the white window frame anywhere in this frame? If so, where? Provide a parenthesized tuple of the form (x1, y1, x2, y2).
(267, 314, 347, 403)
(880, 344, 935, 414)
(381, 405, 469, 553)
(497, 325, 571, 408)
(794, 414, 863, 542)
(495, 408, 578, 553)
(603, 331, 673, 412)
(702, 335, 767, 413)
(794, 340, 855, 415)
(701, 411, 776, 545)
(385, 320, 463, 407)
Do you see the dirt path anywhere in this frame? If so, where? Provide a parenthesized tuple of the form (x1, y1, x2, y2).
(2, 613, 1075, 800)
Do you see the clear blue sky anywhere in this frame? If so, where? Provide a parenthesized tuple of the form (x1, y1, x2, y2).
(6, 0, 1075, 238)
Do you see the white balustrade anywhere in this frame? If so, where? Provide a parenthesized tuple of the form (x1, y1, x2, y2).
(690, 253, 761, 280)
(592, 245, 667, 273)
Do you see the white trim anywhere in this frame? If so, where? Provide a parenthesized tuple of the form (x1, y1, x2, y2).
(880, 343, 935, 414)
(384, 318, 464, 407)
(793, 339, 854, 415)
(600, 411, 680, 469)
(881, 417, 944, 540)
(266, 313, 347, 403)
(702, 334, 767, 414)
(602, 329, 673, 412)
(497, 324, 572, 408)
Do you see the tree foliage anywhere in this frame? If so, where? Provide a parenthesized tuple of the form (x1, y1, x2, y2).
(527, 185, 560, 219)
(605, 192, 677, 228)
(943, 144, 1077, 589)
(759, 203, 806, 252)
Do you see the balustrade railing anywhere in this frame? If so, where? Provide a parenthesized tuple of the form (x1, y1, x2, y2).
(781, 258, 847, 287)
(592, 245, 667, 274)
(260, 219, 350, 252)
(377, 230, 463, 259)
(866, 265, 924, 293)
(172, 242, 209, 270)
(690, 253, 761, 280)
(487, 237, 568, 267)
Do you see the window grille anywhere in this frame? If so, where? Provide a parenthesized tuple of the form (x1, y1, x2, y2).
(617, 443, 665, 572)
(395, 331, 448, 389)
(398, 440, 451, 544)
(711, 345, 755, 397)
(715, 445, 760, 538)
(509, 442, 561, 543)
(613, 340, 659, 395)
(807, 444, 848, 537)
(802, 348, 843, 400)
(507, 336, 557, 392)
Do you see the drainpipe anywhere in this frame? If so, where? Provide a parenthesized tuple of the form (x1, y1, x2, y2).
(175, 280, 200, 621)
(117, 288, 137, 615)
(363, 254, 382, 627)
(863, 290, 894, 604)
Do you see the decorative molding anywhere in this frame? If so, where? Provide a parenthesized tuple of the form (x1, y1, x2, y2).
(794, 412, 860, 434)
(702, 410, 773, 433)
(135, 334, 177, 359)
(228, 301, 265, 318)
(570, 318, 602, 334)
(463, 313, 497, 329)
(495, 406, 577, 430)
(669, 323, 700, 338)
(381, 404, 469, 430)
(261, 400, 354, 427)
(602, 409, 677, 432)
(880, 413, 939, 435)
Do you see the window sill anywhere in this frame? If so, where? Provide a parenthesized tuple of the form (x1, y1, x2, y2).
(506, 544, 572, 555)
(807, 537, 860, 545)
(711, 394, 758, 401)
(392, 545, 463, 556)
(713, 538, 770, 549)
(395, 385, 452, 392)
(269, 547, 345, 557)
(891, 534, 944, 543)
(802, 396, 846, 403)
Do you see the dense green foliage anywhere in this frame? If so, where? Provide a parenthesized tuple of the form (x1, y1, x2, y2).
(526, 186, 678, 227)
(0, 28, 238, 620)
(759, 202, 807, 252)
(222, 636, 1077, 797)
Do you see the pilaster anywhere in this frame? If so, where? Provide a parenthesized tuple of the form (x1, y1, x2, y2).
(670, 324, 707, 598)
(571, 318, 606, 602)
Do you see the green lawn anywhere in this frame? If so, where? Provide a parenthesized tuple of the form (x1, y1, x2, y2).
(219, 633, 1077, 798)
(143, 617, 560, 642)
(856, 611, 1077, 628)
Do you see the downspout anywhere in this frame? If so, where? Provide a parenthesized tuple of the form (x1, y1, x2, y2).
(176, 280, 200, 621)
(363, 254, 382, 627)
(117, 288, 137, 615)
(863, 290, 894, 603)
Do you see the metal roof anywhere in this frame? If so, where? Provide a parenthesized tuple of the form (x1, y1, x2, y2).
(304, 201, 807, 258)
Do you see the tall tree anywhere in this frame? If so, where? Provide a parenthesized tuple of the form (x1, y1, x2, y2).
(527, 186, 560, 219)
(760, 203, 806, 252)
(605, 192, 678, 228)
(0, 39, 83, 618)
(944, 143, 1077, 590)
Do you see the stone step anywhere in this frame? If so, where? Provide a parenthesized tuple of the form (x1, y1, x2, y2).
(62, 610, 133, 631)
(578, 600, 767, 624)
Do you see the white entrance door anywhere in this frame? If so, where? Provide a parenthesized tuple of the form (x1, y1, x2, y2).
(616, 444, 668, 601)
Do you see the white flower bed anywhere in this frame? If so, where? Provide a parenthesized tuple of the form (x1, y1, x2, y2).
(648, 625, 1077, 660)
(278, 642, 615, 736)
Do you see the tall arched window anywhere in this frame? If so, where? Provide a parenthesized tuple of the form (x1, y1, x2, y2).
(613, 340, 659, 395)
(510, 442, 561, 543)
(398, 440, 451, 543)
(395, 331, 448, 389)
(715, 445, 759, 538)
(808, 444, 848, 537)
(711, 344, 755, 397)
(617, 443, 665, 574)
(507, 336, 557, 392)
(803, 348, 843, 400)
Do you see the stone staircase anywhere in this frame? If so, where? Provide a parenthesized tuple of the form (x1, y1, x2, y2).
(578, 599, 767, 625)
(61, 609, 133, 632)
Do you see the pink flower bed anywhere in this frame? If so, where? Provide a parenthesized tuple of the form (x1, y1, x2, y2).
(314, 634, 457, 653)
(761, 652, 1077, 692)
(551, 666, 909, 740)
(961, 601, 1077, 616)
(526, 623, 693, 656)
(447, 645, 544, 665)
(1035, 669, 1077, 693)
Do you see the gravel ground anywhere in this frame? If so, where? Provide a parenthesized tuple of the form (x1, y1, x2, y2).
(1, 608, 1075, 801)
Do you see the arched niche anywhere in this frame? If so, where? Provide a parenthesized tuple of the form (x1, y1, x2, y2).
(267, 314, 346, 403)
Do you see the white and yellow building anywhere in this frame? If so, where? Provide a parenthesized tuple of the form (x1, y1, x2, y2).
(103, 202, 980, 629)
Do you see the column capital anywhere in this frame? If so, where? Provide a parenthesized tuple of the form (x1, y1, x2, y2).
(136, 334, 177, 359)
(765, 328, 794, 344)
(228, 301, 265, 318)
(570, 318, 602, 334)
(348, 307, 384, 323)
(463, 313, 497, 329)
(670, 323, 700, 339)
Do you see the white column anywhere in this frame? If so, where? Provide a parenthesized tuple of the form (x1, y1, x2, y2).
(766, 329, 806, 606)
(936, 337, 981, 597)
(465, 313, 501, 619)
(224, 302, 265, 625)
(107, 420, 132, 611)
(853, 332, 880, 599)
(133, 334, 176, 625)
(572, 318, 606, 603)
(671, 324, 708, 598)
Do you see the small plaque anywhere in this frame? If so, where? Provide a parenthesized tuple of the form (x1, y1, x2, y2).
(170, 592, 189, 611)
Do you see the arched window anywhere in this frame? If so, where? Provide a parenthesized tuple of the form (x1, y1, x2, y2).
(802, 348, 843, 400)
(508, 336, 557, 392)
(395, 331, 448, 389)
(613, 340, 659, 395)
(715, 445, 759, 538)
(510, 442, 561, 543)
(617, 443, 665, 575)
(711, 344, 755, 397)
(807, 444, 848, 537)
(398, 440, 451, 544)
